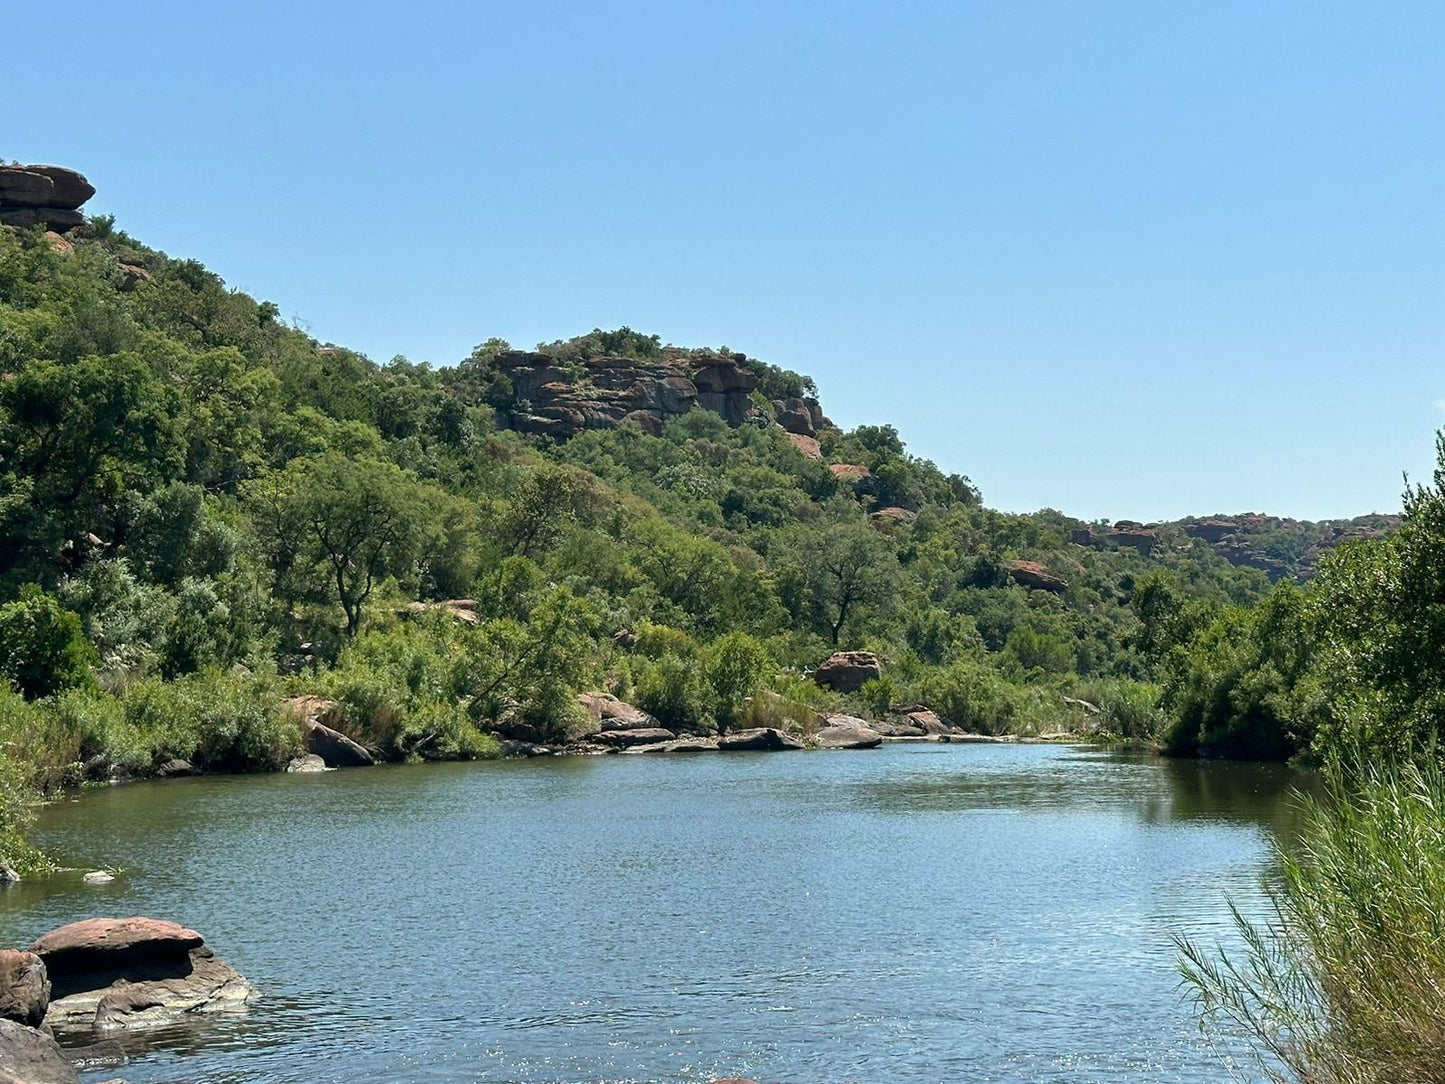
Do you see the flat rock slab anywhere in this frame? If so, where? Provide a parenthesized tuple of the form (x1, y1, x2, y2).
(717, 728, 805, 752)
(31, 919, 204, 1003)
(0, 1019, 78, 1084)
(621, 737, 719, 754)
(813, 716, 884, 749)
(592, 728, 675, 748)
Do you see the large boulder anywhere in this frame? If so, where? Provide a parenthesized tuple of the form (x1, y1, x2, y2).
(0, 208, 85, 231)
(0, 953, 48, 1028)
(30, 919, 254, 1035)
(0, 1019, 77, 1084)
(812, 715, 884, 749)
(904, 708, 952, 735)
(812, 651, 882, 693)
(773, 397, 816, 436)
(577, 693, 656, 732)
(31, 919, 203, 998)
(1006, 560, 1068, 593)
(717, 728, 805, 752)
(284, 697, 374, 767)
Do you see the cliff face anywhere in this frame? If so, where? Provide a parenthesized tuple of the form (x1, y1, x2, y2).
(492, 349, 758, 437)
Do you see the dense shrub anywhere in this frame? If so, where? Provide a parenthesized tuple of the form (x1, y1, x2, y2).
(0, 587, 94, 698)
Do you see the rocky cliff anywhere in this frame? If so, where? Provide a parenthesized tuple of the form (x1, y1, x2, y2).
(0, 165, 94, 231)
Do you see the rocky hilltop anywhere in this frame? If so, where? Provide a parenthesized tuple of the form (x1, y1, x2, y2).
(1073, 512, 1398, 581)
(0, 164, 94, 231)
(461, 331, 833, 440)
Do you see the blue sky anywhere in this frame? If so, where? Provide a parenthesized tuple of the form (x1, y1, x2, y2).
(8, 2, 1442, 521)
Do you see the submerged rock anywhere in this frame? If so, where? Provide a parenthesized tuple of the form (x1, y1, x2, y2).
(81, 872, 115, 886)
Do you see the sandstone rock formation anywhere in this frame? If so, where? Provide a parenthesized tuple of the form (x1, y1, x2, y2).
(592, 727, 676, 748)
(785, 432, 823, 460)
(0, 165, 94, 232)
(812, 651, 883, 693)
(1006, 560, 1068, 593)
(30, 918, 254, 1034)
(577, 693, 657, 731)
(1108, 521, 1157, 552)
(491, 349, 757, 438)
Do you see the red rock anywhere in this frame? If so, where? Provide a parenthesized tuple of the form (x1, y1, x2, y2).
(813, 651, 883, 692)
(829, 463, 871, 480)
(30, 919, 203, 964)
(786, 432, 823, 460)
(1007, 560, 1068, 593)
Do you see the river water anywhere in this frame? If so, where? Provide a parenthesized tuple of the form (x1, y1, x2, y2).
(0, 743, 1307, 1083)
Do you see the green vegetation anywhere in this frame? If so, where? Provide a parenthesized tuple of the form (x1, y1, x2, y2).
(0, 213, 1399, 874)
(1179, 763, 1445, 1084)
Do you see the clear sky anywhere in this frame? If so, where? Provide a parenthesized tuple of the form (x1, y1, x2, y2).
(8, 2, 1442, 521)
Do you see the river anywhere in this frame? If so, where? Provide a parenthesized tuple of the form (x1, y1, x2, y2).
(0, 743, 1307, 1083)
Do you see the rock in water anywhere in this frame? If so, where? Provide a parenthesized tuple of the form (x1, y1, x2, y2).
(285, 754, 329, 773)
(30, 918, 254, 1033)
(0, 952, 49, 1028)
(81, 872, 114, 886)
(812, 651, 883, 693)
(716, 728, 806, 751)
(0, 1019, 79, 1084)
(283, 697, 374, 767)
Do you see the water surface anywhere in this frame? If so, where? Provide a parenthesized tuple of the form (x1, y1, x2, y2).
(0, 744, 1306, 1083)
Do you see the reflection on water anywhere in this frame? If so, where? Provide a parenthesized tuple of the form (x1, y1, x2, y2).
(0, 744, 1295, 1083)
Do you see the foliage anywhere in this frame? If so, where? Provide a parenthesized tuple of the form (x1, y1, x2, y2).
(0, 586, 94, 698)
(1179, 762, 1445, 1084)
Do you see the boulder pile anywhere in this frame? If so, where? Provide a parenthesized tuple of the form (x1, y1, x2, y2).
(0, 165, 94, 232)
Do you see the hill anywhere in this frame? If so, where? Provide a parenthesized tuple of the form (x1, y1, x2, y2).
(0, 177, 1399, 864)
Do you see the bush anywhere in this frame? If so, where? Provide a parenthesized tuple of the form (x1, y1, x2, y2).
(917, 660, 1022, 735)
(704, 631, 771, 730)
(1178, 762, 1445, 1084)
(0, 586, 94, 698)
(636, 655, 712, 731)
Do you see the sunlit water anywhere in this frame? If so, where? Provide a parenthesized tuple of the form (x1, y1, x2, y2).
(0, 743, 1309, 1083)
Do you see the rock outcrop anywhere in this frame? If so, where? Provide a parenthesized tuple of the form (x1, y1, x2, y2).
(577, 693, 656, 731)
(1007, 560, 1068, 593)
(30, 918, 254, 1034)
(492, 349, 757, 438)
(1108, 521, 1157, 552)
(0, 165, 94, 233)
(592, 727, 676, 748)
(812, 651, 883, 693)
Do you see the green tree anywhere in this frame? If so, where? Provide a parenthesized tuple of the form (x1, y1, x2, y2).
(0, 586, 94, 698)
(803, 522, 899, 644)
(251, 453, 442, 636)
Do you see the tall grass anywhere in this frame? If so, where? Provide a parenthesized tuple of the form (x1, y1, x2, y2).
(1177, 762, 1445, 1084)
